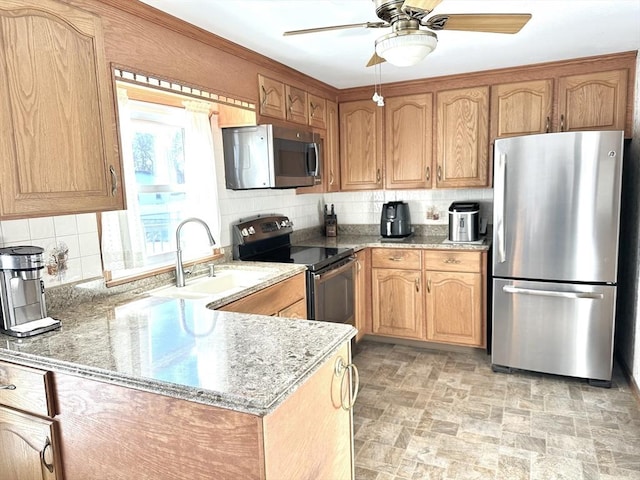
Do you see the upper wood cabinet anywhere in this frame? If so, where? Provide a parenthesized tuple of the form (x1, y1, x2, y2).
(557, 69, 628, 133)
(285, 84, 307, 124)
(308, 93, 327, 129)
(0, 0, 124, 219)
(339, 100, 383, 191)
(490, 79, 553, 140)
(384, 93, 433, 190)
(435, 86, 490, 189)
(258, 74, 286, 119)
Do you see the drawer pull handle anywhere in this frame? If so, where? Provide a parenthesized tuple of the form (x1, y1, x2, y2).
(335, 357, 359, 411)
(388, 257, 402, 261)
(0, 384, 16, 390)
(444, 258, 461, 264)
(40, 437, 54, 473)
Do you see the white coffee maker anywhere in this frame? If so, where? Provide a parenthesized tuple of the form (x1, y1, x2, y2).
(0, 246, 60, 337)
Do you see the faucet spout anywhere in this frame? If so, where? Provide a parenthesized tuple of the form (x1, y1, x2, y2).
(175, 217, 216, 287)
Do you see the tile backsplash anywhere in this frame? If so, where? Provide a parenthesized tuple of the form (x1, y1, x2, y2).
(0, 213, 102, 288)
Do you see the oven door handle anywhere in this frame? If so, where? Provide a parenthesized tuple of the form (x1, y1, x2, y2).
(313, 257, 356, 282)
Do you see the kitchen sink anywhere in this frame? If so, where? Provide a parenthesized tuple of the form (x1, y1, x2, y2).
(148, 266, 278, 301)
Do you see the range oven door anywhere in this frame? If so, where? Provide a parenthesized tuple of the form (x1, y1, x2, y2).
(309, 257, 355, 325)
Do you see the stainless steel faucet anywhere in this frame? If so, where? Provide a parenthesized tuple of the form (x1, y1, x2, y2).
(175, 218, 216, 287)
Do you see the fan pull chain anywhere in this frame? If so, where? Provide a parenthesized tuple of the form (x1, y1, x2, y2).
(372, 62, 384, 107)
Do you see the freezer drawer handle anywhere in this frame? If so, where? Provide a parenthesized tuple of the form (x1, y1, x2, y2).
(503, 285, 604, 300)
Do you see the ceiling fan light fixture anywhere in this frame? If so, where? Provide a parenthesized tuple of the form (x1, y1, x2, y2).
(375, 30, 437, 67)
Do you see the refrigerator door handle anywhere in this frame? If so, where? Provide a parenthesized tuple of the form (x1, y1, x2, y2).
(503, 285, 604, 300)
(495, 153, 507, 263)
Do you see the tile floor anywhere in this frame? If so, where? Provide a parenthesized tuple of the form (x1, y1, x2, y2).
(351, 340, 640, 480)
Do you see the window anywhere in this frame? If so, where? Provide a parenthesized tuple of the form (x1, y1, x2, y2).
(100, 84, 221, 282)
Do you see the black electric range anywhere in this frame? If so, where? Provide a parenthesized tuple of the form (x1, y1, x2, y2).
(232, 214, 356, 324)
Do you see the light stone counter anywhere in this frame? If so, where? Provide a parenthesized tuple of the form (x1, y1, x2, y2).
(296, 233, 491, 252)
(0, 263, 356, 416)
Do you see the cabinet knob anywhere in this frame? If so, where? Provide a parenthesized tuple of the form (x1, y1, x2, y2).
(334, 356, 359, 411)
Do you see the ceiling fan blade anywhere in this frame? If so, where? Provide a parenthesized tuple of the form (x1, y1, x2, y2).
(366, 52, 386, 67)
(425, 14, 532, 34)
(284, 21, 387, 36)
(402, 0, 443, 15)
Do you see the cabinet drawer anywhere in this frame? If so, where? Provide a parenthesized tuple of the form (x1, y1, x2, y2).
(0, 361, 53, 417)
(424, 250, 482, 272)
(372, 248, 422, 270)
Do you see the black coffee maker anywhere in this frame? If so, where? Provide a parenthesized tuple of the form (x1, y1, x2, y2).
(380, 201, 412, 238)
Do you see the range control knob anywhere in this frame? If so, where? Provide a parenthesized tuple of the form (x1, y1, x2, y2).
(240, 228, 249, 237)
(280, 220, 288, 227)
(248, 226, 256, 235)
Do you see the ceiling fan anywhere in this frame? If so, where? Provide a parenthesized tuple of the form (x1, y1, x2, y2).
(283, 0, 532, 67)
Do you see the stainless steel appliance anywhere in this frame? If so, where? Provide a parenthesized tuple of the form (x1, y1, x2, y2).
(232, 215, 355, 325)
(222, 124, 321, 189)
(492, 130, 623, 387)
(448, 202, 480, 242)
(0, 246, 60, 337)
(380, 201, 412, 238)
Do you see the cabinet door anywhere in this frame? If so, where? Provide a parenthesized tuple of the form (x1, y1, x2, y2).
(426, 271, 484, 347)
(325, 100, 341, 192)
(490, 79, 553, 140)
(557, 69, 628, 134)
(285, 84, 308, 124)
(435, 86, 489, 188)
(263, 343, 354, 479)
(308, 93, 327, 129)
(339, 100, 383, 191)
(258, 74, 285, 119)
(0, 406, 60, 480)
(0, 0, 124, 219)
(372, 268, 423, 339)
(385, 93, 433, 189)
(278, 298, 307, 319)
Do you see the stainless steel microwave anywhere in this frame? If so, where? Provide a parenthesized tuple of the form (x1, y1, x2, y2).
(222, 124, 321, 190)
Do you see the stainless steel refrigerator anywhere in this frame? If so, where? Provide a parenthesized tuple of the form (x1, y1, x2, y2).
(491, 130, 624, 386)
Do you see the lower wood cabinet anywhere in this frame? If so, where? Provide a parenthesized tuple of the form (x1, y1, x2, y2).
(218, 273, 307, 318)
(53, 342, 355, 480)
(369, 248, 487, 347)
(371, 249, 424, 340)
(424, 250, 485, 347)
(0, 362, 61, 480)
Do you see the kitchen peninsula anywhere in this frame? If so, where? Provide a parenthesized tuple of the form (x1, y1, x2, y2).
(0, 264, 357, 480)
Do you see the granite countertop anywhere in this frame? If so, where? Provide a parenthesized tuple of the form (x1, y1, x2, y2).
(296, 232, 491, 252)
(0, 263, 356, 416)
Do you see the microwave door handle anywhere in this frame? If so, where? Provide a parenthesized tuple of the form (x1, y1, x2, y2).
(308, 143, 319, 177)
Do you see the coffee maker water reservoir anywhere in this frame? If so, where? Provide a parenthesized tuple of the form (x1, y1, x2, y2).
(0, 246, 60, 337)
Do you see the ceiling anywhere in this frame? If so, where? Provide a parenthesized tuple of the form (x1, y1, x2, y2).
(140, 0, 640, 89)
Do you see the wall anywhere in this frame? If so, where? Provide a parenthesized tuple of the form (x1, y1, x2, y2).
(0, 214, 102, 288)
(616, 58, 640, 387)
